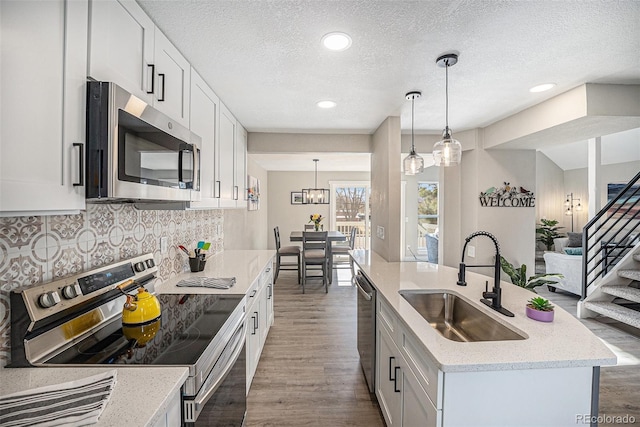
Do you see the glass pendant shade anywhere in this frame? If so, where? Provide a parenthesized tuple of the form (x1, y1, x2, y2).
(403, 150, 424, 175)
(434, 53, 462, 167)
(433, 127, 462, 167)
(403, 91, 423, 175)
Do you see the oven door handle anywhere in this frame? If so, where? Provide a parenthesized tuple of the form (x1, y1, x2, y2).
(189, 323, 246, 418)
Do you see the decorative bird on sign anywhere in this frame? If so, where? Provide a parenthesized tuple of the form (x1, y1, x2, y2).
(520, 186, 532, 195)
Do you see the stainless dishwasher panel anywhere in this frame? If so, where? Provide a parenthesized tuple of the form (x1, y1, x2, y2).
(356, 271, 376, 393)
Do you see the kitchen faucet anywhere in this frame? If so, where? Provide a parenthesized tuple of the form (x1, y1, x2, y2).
(457, 231, 514, 317)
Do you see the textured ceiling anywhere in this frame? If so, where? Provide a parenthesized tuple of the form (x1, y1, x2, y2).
(137, 0, 640, 170)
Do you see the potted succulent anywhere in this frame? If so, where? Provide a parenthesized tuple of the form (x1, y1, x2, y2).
(499, 256, 563, 292)
(526, 296, 555, 322)
(536, 219, 565, 251)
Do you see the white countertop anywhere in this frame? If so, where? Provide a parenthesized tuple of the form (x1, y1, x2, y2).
(155, 250, 275, 295)
(0, 366, 188, 427)
(351, 250, 617, 373)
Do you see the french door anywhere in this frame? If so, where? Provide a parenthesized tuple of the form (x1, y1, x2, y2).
(329, 181, 371, 250)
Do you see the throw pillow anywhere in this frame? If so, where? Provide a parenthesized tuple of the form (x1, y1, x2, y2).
(567, 232, 582, 247)
(563, 247, 583, 256)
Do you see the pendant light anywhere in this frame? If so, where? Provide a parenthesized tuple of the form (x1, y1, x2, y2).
(403, 91, 424, 175)
(302, 159, 330, 204)
(433, 53, 462, 167)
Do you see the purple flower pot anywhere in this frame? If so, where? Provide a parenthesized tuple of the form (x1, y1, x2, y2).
(526, 306, 554, 322)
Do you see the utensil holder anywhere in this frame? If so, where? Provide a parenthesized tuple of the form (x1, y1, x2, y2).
(189, 257, 206, 272)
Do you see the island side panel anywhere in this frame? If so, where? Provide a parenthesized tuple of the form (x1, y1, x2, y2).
(441, 366, 593, 427)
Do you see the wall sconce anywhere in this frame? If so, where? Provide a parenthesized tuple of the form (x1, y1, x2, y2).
(564, 192, 582, 232)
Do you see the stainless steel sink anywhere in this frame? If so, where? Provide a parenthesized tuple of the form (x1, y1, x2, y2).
(399, 291, 527, 342)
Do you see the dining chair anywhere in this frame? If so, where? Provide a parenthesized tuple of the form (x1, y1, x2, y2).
(332, 227, 357, 279)
(301, 231, 329, 293)
(274, 226, 301, 284)
(304, 224, 315, 231)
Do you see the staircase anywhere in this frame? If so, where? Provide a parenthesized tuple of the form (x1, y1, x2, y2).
(578, 171, 640, 329)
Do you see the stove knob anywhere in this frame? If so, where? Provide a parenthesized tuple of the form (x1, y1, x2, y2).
(134, 262, 146, 272)
(62, 284, 81, 299)
(145, 259, 155, 268)
(39, 291, 61, 308)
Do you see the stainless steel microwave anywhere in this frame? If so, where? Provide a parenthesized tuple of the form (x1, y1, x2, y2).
(86, 81, 200, 203)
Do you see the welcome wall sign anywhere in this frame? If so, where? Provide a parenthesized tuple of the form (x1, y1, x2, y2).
(479, 182, 535, 208)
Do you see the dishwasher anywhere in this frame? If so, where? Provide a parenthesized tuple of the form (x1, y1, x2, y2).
(355, 271, 376, 393)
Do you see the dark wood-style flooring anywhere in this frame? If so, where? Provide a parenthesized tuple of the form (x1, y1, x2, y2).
(245, 270, 384, 427)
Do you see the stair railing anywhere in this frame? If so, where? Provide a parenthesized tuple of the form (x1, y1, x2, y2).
(581, 171, 640, 300)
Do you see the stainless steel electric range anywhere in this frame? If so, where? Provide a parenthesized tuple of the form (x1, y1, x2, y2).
(10, 253, 247, 426)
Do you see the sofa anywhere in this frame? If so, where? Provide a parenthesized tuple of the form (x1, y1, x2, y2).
(542, 237, 582, 296)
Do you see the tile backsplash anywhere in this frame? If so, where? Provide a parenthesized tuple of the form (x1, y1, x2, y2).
(0, 204, 224, 367)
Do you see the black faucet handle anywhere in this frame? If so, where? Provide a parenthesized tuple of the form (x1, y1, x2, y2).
(456, 263, 467, 286)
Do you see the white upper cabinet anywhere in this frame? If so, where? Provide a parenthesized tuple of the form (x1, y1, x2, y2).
(218, 103, 237, 208)
(189, 68, 219, 208)
(88, 0, 190, 127)
(153, 28, 190, 127)
(0, 0, 87, 215)
(235, 124, 248, 207)
(88, 0, 154, 103)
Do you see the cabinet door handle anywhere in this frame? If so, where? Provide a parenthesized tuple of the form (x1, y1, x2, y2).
(250, 315, 256, 335)
(72, 143, 84, 186)
(215, 181, 221, 198)
(157, 73, 166, 101)
(389, 356, 395, 381)
(146, 64, 155, 94)
(267, 284, 272, 300)
(233, 185, 239, 200)
(250, 289, 257, 298)
(393, 367, 401, 393)
(254, 311, 259, 330)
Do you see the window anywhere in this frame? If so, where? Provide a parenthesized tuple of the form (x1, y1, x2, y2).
(417, 182, 438, 251)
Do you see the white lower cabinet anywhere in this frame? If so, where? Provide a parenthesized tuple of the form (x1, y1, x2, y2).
(150, 388, 182, 427)
(376, 298, 442, 427)
(246, 261, 275, 393)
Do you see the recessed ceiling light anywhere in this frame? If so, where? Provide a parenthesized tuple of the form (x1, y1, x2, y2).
(316, 100, 337, 109)
(321, 32, 352, 51)
(529, 83, 556, 93)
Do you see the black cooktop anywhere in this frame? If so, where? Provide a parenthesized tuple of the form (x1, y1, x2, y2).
(45, 294, 243, 366)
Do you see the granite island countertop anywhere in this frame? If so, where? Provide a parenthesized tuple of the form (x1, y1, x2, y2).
(0, 366, 188, 427)
(351, 249, 617, 373)
(155, 250, 275, 295)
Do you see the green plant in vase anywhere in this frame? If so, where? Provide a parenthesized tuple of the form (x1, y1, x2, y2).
(499, 256, 563, 292)
(536, 218, 565, 251)
(526, 296, 555, 322)
(527, 296, 554, 312)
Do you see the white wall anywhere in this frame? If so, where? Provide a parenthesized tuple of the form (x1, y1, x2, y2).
(371, 116, 402, 261)
(266, 170, 369, 250)
(564, 160, 640, 230)
(224, 157, 269, 249)
(536, 151, 566, 236)
(446, 143, 537, 276)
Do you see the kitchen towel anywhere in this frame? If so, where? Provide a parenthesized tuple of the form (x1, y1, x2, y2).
(0, 370, 117, 427)
(176, 277, 236, 289)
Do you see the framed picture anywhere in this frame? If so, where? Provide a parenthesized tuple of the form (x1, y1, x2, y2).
(247, 175, 260, 211)
(291, 191, 304, 205)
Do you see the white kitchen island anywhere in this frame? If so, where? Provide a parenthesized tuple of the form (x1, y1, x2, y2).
(351, 250, 616, 427)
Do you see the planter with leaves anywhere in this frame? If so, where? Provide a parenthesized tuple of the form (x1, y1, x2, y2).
(499, 256, 563, 292)
(526, 296, 555, 322)
(536, 219, 565, 251)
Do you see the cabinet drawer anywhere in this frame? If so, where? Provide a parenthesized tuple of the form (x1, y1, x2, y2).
(377, 298, 396, 335)
(400, 327, 443, 409)
(246, 279, 260, 310)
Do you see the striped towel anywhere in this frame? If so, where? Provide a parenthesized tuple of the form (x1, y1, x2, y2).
(176, 277, 236, 289)
(0, 370, 117, 427)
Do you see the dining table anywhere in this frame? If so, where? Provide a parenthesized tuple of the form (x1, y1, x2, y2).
(290, 230, 346, 284)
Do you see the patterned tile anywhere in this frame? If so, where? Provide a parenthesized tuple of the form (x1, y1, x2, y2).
(46, 212, 85, 242)
(49, 243, 86, 280)
(88, 240, 117, 269)
(0, 252, 46, 290)
(87, 204, 115, 237)
(117, 205, 139, 233)
(0, 216, 45, 252)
